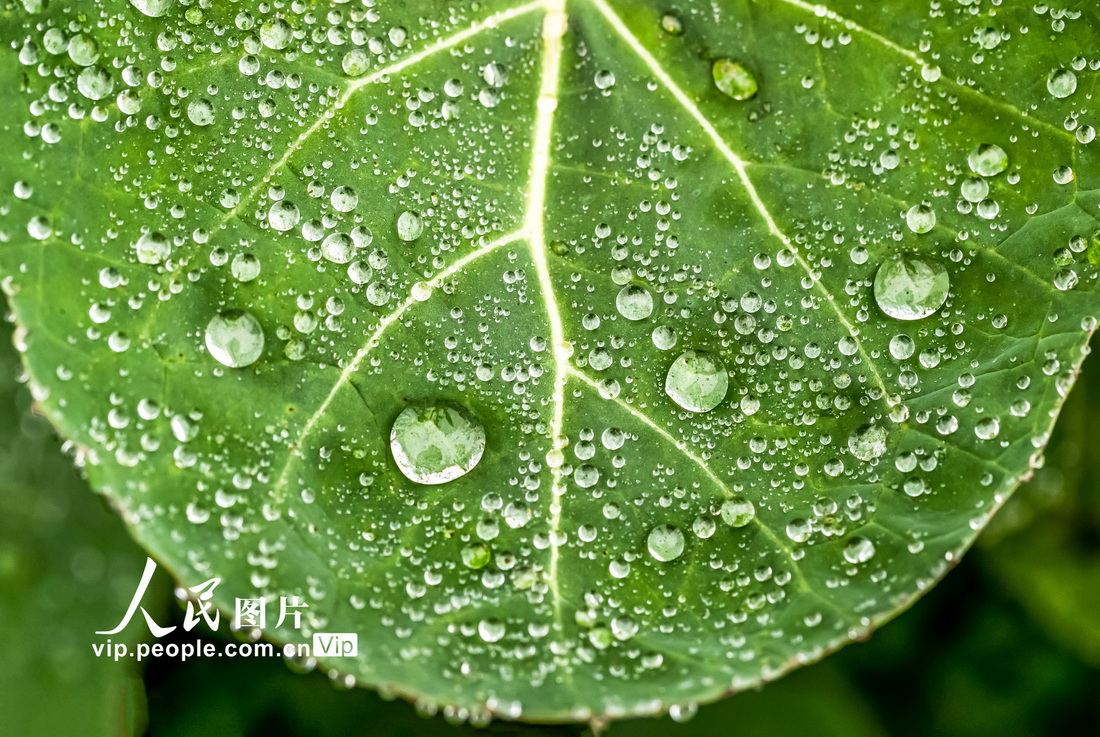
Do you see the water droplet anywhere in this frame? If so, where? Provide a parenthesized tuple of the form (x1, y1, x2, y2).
(960, 177, 989, 203)
(129, 0, 175, 17)
(843, 536, 875, 564)
(205, 310, 264, 368)
(594, 69, 616, 90)
(616, 285, 653, 320)
(873, 254, 950, 321)
(134, 231, 170, 264)
(660, 12, 684, 36)
(905, 204, 936, 234)
(186, 99, 215, 127)
(330, 186, 358, 213)
(390, 402, 486, 485)
(76, 66, 113, 100)
(719, 496, 755, 528)
(647, 524, 685, 562)
(889, 334, 915, 360)
(342, 48, 369, 77)
(847, 423, 887, 461)
(321, 233, 354, 264)
(968, 143, 1008, 176)
(712, 59, 758, 101)
(1047, 68, 1077, 98)
(267, 200, 300, 231)
(664, 350, 728, 413)
(397, 211, 423, 241)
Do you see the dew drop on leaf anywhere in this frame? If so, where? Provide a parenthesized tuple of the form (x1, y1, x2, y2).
(843, 536, 875, 564)
(1047, 68, 1077, 98)
(397, 210, 424, 241)
(660, 12, 684, 36)
(205, 310, 264, 368)
(719, 496, 755, 528)
(664, 350, 729, 413)
(615, 285, 653, 320)
(647, 524, 685, 562)
(712, 59, 758, 101)
(128, 0, 174, 17)
(873, 254, 950, 321)
(389, 401, 486, 485)
(967, 143, 1008, 177)
(186, 99, 215, 127)
(267, 200, 300, 232)
(905, 204, 936, 234)
(134, 231, 170, 265)
(847, 423, 888, 461)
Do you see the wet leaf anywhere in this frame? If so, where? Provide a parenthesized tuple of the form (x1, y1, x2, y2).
(2, 0, 1100, 723)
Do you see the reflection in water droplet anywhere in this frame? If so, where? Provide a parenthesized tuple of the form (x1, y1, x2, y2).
(397, 211, 423, 241)
(129, 0, 175, 17)
(720, 496, 755, 528)
(134, 231, 170, 264)
(660, 12, 684, 36)
(843, 536, 876, 564)
(665, 350, 728, 413)
(647, 524, 685, 562)
(905, 204, 936, 234)
(616, 285, 653, 320)
(712, 59, 758, 101)
(390, 401, 485, 485)
(1047, 68, 1077, 98)
(968, 143, 1008, 177)
(205, 310, 264, 368)
(873, 254, 950, 321)
(847, 423, 887, 461)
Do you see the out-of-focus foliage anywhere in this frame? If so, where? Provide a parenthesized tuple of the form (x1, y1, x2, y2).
(0, 322, 169, 736)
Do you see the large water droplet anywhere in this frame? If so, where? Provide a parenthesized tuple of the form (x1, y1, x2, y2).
(664, 350, 728, 413)
(847, 423, 887, 461)
(712, 59, 758, 101)
(134, 231, 170, 264)
(267, 201, 300, 231)
(968, 143, 1008, 177)
(873, 254, 950, 321)
(905, 204, 936, 234)
(1047, 68, 1077, 98)
(205, 310, 264, 368)
(616, 285, 653, 320)
(843, 536, 876, 564)
(719, 497, 755, 528)
(390, 402, 485, 485)
(129, 0, 175, 17)
(397, 211, 423, 241)
(647, 524, 685, 562)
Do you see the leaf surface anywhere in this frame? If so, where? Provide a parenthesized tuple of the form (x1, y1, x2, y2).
(2, 0, 1100, 722)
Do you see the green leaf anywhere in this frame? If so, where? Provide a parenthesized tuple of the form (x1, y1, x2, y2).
(1, 0, 1099, 722)
(0, 319, 166, 736)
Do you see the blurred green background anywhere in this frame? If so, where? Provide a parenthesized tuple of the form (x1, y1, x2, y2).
(2, 315, 1099, 737)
